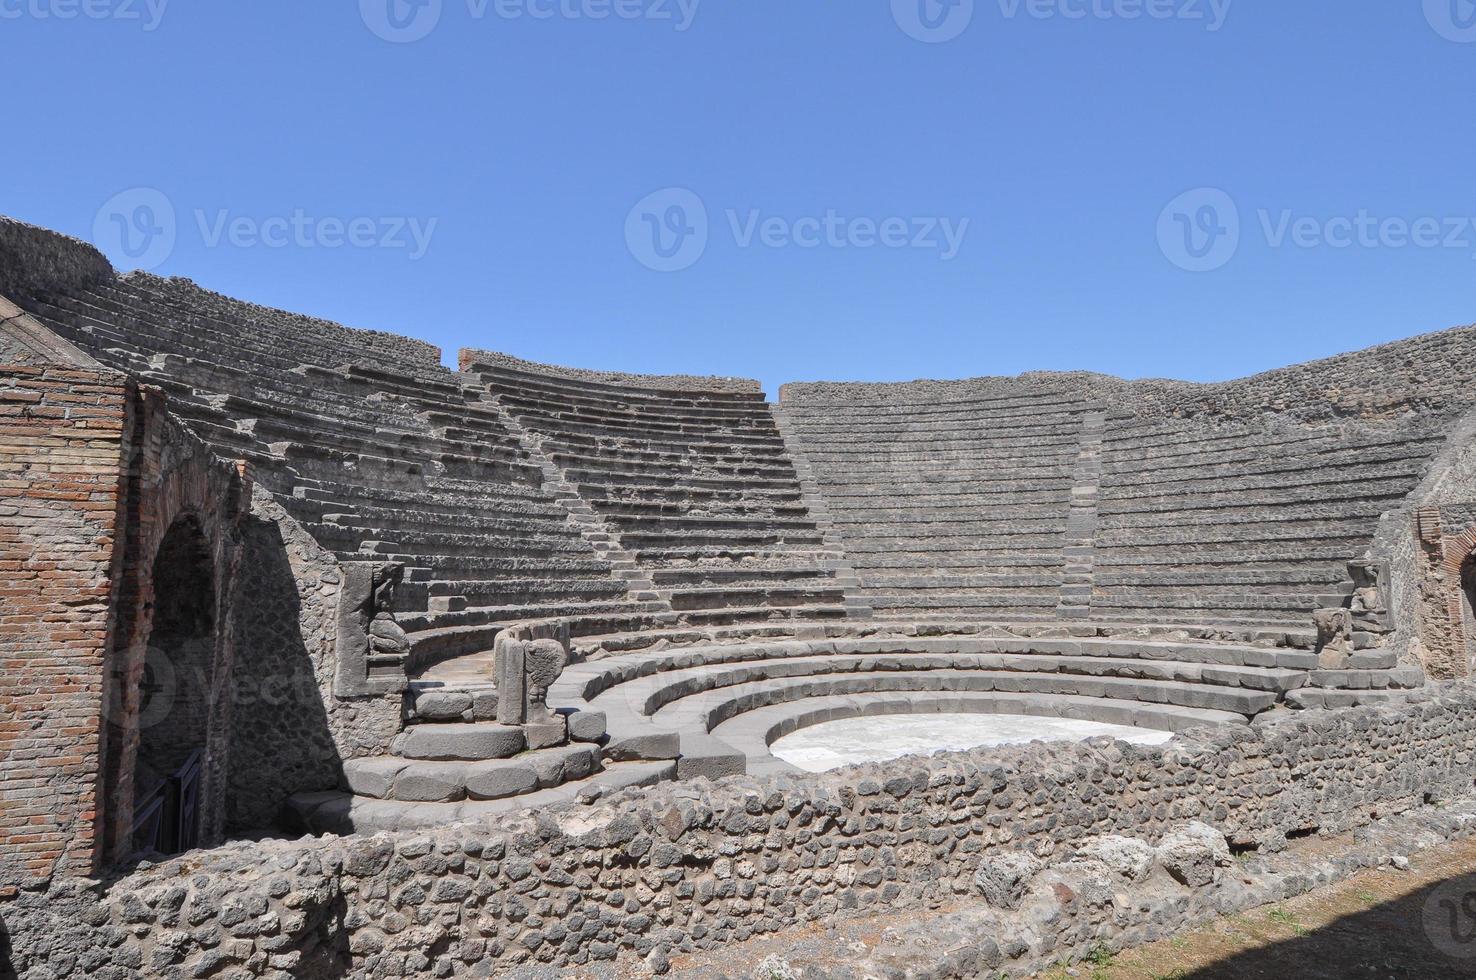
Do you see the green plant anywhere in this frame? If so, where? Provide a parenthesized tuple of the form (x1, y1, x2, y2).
(1267, 906, 1307, 936)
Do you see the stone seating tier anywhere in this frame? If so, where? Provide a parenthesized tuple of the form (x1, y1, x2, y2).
(544, 630, 1422, 781)
(1089, 417, 1445, 623)
(777, 386, 1091, 622)
(19, 277, 661, 666)
(471, 356, 854, 627)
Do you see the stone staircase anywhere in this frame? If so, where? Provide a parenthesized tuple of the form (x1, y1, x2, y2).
(468, 351, 860, 627)
(1057, 407, 1106, 619)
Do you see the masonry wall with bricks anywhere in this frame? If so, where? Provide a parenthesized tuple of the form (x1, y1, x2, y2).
(0, 356, 129, 893)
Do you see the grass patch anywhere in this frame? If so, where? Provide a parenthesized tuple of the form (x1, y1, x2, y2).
(1267, 906, 1308, 936)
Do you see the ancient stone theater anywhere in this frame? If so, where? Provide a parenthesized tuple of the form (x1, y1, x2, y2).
(5, 214, 1476, 978)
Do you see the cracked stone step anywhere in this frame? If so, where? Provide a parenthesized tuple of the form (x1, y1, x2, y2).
(345, 744, 602, 802)
(394, 723, 527, 761)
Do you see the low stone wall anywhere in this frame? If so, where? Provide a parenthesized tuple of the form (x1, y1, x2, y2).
(6, 681, 1476, 979)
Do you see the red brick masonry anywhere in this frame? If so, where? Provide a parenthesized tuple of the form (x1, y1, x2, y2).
(0, 363, 129, 891)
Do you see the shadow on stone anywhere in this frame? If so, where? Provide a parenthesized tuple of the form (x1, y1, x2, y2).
(1177, 871, 1476, 979)
(226, 516, 345, 835)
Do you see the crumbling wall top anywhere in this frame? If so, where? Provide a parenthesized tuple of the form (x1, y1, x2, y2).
(782, 325, 1476, 427)
(0, 217, 114, 299)
(462, 347, 764, 395)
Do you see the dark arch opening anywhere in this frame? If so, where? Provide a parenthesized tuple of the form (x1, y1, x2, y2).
(1461, 554, 1476, 670)
(132, 515, 215, 857)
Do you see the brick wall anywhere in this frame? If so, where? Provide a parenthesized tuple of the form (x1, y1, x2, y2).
(0, 362, 129, 892)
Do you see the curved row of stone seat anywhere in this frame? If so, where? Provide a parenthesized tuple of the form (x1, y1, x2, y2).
(778, 382, 1094, 620)
(364, 609, 1420, 825)
(16, 276, 660, 670)
(469, 355, 858, 624)
(1092, 413, 1447, 624)
(543, 630, 1347, 779)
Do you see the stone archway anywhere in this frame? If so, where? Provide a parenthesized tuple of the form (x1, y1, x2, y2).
(1462, 555, 1476, 670)
(131, 515, 216, 856)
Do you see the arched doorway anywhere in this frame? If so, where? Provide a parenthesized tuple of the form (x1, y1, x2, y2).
(131, 515, 216, 856)
(1462, 554, 1476, 671)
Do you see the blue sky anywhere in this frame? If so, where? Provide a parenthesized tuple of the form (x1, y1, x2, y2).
(7, 1, 1475, 396)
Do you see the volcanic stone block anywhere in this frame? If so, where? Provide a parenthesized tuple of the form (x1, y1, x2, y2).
(400, 724, 526, 761)
(567, 710, 608, 743)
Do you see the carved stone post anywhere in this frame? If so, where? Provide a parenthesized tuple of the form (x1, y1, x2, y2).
(333, 561, 409, 697)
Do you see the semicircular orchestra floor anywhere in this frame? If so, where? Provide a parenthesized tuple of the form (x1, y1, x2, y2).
(768, 711, 1176, 773)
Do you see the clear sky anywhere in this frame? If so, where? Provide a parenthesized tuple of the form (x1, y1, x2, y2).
(8, 1, 1475, 396)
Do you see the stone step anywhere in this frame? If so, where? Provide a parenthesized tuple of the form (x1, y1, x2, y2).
(345, 744, 602, 802)
(393, 723, 528, 761)
(286, 760, 680, 835)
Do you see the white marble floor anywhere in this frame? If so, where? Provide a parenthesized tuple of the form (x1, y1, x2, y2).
(769, 712, 1175, 773)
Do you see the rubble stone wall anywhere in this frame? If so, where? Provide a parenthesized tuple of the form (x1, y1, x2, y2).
(6, 682, 1476, 979)
(0, 219, 113, 300)
(226, 486, 401, 832)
